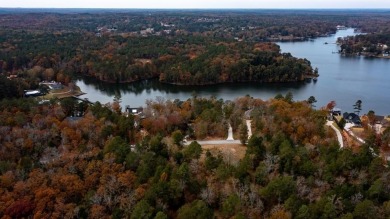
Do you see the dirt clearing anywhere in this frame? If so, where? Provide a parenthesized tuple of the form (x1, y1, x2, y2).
(201, 144, 247, 165)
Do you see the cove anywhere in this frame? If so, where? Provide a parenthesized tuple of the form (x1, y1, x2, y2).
(76, 28, 390, 115)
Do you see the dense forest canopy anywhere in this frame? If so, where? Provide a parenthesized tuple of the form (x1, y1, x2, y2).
(2, 11, 390, 217)
(338, 32, 390, 56)
(0, 31, 314, 85)
(1, 95, 390, 218)
(1, 9, 390, 35)
(1, 10, 390, 89)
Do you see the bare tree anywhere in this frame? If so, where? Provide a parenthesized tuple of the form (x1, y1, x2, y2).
(200, 186, 216, 206)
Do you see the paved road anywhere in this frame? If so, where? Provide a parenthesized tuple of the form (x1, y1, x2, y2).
(184, 120, 252, 145)
(185, 139, 240, 145)
(246, 120, 252, 139)
(344, 122, 377, 156)
(185, 121, 250, 146)
(226, 124, 234, 140)
(326, 121, 344, 148)
(344, 123, 366, 144)
(185, 123, 239, 145)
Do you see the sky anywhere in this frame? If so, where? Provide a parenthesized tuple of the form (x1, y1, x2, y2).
(1, 0, 390, 9)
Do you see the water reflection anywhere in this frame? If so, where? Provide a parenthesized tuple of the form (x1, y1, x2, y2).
(76, 28, 390, 114)
(77, 76, 308, 107)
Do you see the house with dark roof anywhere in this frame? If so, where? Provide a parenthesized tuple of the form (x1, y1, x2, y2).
(375, 115, 385, 124)
(125, 106, 144, 118)
(343, 112, 362, 126)
(126, 107, 143, 115)
(332, 108, 342, 116)
(48, 83, 63, 90)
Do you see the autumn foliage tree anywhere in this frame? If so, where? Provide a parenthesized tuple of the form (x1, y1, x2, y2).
(0, 94, 389, 218)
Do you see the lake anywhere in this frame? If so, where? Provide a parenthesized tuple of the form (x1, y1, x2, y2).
(76, 28, 390, 115)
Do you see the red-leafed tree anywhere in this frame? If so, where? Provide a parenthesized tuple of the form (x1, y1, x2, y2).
(5, 199, 35, 218)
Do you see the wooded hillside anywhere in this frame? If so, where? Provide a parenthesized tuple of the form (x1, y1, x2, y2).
(1, 96, 390, 218)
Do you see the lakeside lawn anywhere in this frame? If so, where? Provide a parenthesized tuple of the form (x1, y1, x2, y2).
(43, 85, 84, 99)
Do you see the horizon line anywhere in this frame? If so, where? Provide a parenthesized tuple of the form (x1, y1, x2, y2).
(1, 7, 390, 10)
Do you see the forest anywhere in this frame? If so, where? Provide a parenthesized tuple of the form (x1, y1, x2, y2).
(1, 9, 390, 88)
(1, 95, 390, 218)
(0, 31, 314, 86)
(337, 32, 390, 56)
(2, 9, 390, 218)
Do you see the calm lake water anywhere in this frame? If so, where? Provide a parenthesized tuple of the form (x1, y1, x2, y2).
(76, 29, 390, 115)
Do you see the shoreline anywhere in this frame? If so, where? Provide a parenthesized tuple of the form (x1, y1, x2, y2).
(339, 53, 390, 59)
(42, 84, 85, 99)
(80, 73, 317, 86)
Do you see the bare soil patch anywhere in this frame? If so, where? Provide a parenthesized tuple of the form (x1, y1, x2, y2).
(201, 144, 246, 165)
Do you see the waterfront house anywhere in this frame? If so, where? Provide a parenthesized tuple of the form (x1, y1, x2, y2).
(39, 81, 63, 90)
(343, 112, 362, 126)
(125, 106, 144, 116)
(332, 108, 342, 116)
(49, 83, 63, 90)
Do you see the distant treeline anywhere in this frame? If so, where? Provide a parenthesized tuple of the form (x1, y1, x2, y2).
(338, 32, 390, 55)
(1, 10, 390, 94)
(0, 31, 315, 87)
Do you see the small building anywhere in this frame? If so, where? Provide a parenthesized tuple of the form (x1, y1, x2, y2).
(343, 112, 362, 126)
(39, 82, 63, 90)
(332, 108, 342, 116)
(125, 106, 144, 116)
(25, 90, 41, 97)
(370, 115, 390, 134)
(375, 115, 385, 124)
(334, 115, 343, 123)
(48, 83, 63, 90)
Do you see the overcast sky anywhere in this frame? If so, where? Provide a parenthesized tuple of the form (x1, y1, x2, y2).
(2, 0, 390, 9)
